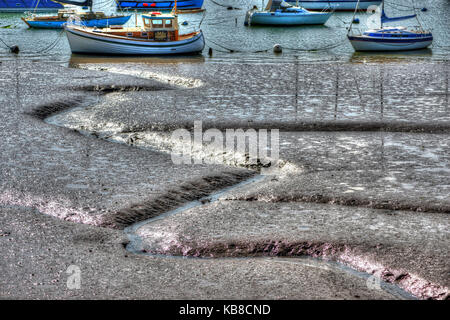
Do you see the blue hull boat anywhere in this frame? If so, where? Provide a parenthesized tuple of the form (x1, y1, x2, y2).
(347, 0, 433, 51)
(22, 14, 131, 29)
(245, 0, 331, 26)
(117, 0, 203, 10)
(348, 28, 433, 51)
(22, 0, 131, 29)
(0, 0, 62, 12)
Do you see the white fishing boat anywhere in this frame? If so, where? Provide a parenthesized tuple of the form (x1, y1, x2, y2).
(347, 0, 432, 51)
(64, 8, 204, 55)
(245, 0, 332, 26)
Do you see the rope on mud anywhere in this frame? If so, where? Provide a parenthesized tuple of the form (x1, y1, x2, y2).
(206, 36, 347, 54)
(284, 39, 347, 52)
(207, 0, 243, 10)
(205, 38, 270, 53)
(17, 29, 66, 54)
(34, 29, 66, 54)
(384, 0, 420, 11)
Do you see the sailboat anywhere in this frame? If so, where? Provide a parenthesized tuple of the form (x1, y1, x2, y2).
(245, 0, 332, 26)
(347, 0, 433, 51)
(21, 0, 131, 29)
(64, 2, 205, 55)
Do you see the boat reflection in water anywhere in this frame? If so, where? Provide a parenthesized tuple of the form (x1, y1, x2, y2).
(68, 53, 205, 68)
(349, 48, 433, 64)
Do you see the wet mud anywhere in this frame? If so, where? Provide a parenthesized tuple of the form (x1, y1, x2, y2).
(1, 59, 449, 299)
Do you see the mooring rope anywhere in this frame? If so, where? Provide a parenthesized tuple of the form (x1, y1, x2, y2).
(207, 0, 242, 10)
(284, 39, 347, 52)
(206, 37, 271, 53)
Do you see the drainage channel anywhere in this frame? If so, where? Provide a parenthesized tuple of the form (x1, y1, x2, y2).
(42, 96, 417, 300)
(123, 174, 416, 300)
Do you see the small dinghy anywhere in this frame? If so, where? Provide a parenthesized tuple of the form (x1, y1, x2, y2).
(245, 0, 332, 26)
(21, 0, 131, 29)
(65, 10, 205, 55)
(347, 0, 432, 51)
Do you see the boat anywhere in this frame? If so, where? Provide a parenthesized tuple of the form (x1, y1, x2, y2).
(245, 0, 332, 26)
(21, 0, 131, 29)
(286, 0, 381, 11)
(64, 10, 205, 55)
(347, 0, 433, 51)
(116, 0, 203, 10)
(0, 0, 62, 13)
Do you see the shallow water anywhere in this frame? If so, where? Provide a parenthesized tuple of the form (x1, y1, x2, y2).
(0, 0, 449, 64)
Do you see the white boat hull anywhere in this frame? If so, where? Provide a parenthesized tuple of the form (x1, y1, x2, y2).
(290, 0, 382, 10)
(65, 26, 205, 55)
(348, 36, 433, 51)
(249, 12, 332, 25)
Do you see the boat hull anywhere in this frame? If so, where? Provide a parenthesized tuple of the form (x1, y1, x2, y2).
(348, 35, 433, 51)
(65, 26, 205, 55)
(23, 15, 131, 29)
(117, 0, 203, 10)
(288, 0, 381, 11)
(0, 0, 62, 13)
(249, 11, 331, 25)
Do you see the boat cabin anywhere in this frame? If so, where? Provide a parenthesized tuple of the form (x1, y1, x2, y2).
(141, 13, 180, 41)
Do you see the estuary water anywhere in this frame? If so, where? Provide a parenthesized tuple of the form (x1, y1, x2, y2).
(0, 0, 449, 65)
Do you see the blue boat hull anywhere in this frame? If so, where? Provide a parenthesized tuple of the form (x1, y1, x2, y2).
(24, 15, 131, 29)
(0, 0, 62, 12)
(117, 0, 203, 10)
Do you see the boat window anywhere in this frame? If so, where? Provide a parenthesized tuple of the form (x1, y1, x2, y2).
(143, 18, 150, 26)
(165, 19, 173, 27)
(152, 19, 164, 28)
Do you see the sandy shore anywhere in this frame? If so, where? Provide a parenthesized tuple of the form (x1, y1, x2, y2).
(0, 58, 448, 299)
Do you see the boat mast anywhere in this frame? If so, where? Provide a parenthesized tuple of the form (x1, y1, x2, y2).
(348, 0, 361, 34)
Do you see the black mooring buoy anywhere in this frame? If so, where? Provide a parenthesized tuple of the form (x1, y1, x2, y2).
(10, 45, 19, 54)
(273, 44, 282, 54)
(208, 47, 213, 56)
(421, 7, 428, 12)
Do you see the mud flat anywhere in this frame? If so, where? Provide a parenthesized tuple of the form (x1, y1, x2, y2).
(0, 59, 448, 299)
(1, 206, 402, 299)
(0, 61, 252, 228)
